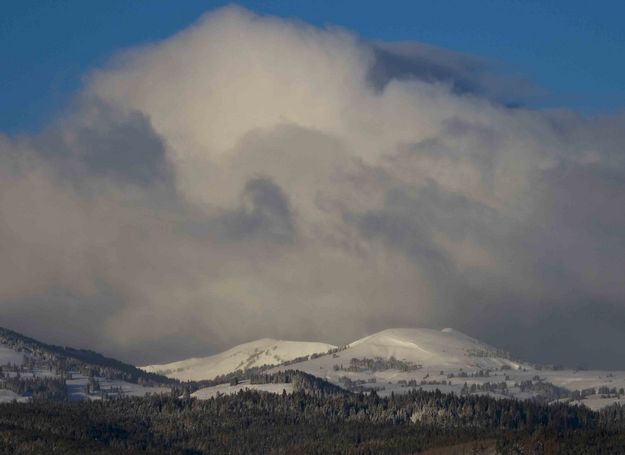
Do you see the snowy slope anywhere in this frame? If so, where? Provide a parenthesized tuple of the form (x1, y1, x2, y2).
(271, 328, 523, 380)
(138, 328, 625, 410)
(2, 325, 623, 410)
(268, 328, 625, 410)
(0, 389, 29, 404)
(346, 328, 521, 370)
(0, 330, 170, 401)
(192, 380, 293, 399)
(65, 374, 170, 401)
(141, 338, 336, 381)
(0, 344, 26, 365)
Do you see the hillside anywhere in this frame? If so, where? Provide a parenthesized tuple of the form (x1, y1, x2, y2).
(0, 326, 172, 402)
(346, 328, 521, 370)
(0, 327, 173, 385)
(267, 328, 625, 410)
(141, 338, 336, 381)
(138, 327, 625, 410)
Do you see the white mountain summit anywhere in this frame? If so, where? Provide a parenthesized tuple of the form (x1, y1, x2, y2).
(142, 328, 520, 382)
(142, 328, 521, 382)
(141, 338, 336, 381)
(345, 328, 520, 370)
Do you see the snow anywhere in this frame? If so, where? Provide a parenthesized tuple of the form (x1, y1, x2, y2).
(313, 328, 520, 371)
(266, 328, 625, 410)
(66, 373, 170, 401)
(0, 344, 26, 365)
(0, 389, 29, 403)
(191, 380, 293, 399)
(0, 341, 170, 401)
(2, 327, 625, 410)
(576, 395, 625, 411)
(141, 338, 336, 381)
(140, 328, 625, 409)
(2, 367, 58, 379)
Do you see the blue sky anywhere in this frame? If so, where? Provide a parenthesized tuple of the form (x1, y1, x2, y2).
(2, 0, 625, 133)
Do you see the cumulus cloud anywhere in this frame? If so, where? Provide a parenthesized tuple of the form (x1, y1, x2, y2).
(1, 6, 625, 367)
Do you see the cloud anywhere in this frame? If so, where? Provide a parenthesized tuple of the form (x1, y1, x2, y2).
(221, 176, 297, 244)
(370, 41, 540, 105)
(1, 6, 625, 368)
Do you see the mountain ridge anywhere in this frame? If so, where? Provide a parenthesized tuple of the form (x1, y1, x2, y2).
(144, 327, 519, 382)
(3, 324, 625, 410)
(141, 337, 336, 382)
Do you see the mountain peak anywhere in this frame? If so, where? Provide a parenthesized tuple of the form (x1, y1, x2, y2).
(141, 338, 336, 381)
(349, 327, 479, 349)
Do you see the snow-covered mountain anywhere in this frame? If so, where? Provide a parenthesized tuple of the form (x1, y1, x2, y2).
(346, 328, 521, 370)
(141, 338, 336, 381)
(269, 327, 528, 387)
(266, 328, 625, 410)
(141, 327, 625, 410)
(5, 324, 625, 410)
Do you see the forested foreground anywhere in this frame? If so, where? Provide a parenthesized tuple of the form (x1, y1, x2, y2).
(1, 388, 625, 454)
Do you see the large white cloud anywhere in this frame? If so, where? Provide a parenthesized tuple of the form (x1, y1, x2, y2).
(1, 6, 625, 367)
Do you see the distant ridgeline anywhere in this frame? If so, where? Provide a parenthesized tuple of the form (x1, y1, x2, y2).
(0, 326, 175, 387)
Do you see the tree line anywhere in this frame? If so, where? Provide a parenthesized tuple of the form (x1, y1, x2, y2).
(2, 371, 625, 454)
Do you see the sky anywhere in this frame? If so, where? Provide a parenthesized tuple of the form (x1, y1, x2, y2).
(2, 0, 625, 133)
(1, 3, 625, 368)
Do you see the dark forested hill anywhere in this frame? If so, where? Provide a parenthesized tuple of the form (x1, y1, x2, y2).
(2, 387, 625, 454)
